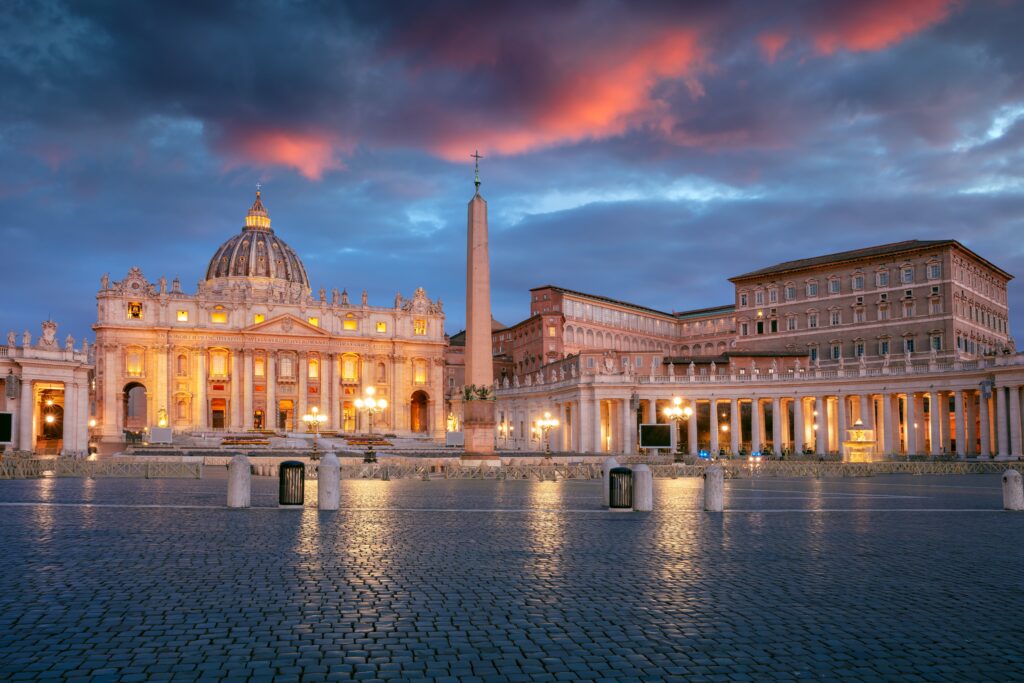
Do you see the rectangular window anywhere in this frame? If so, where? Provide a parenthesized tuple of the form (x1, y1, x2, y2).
(307, 317, 319, 327)
(211, 311, 227, 324)
(902, 267, 914, 283)
(905, 338, 915, 353)
(413, 359, 427, 384)
(807, 282, 818, 296)
(740, 323, 749, 336)
(127, 302, 143, 320)
(413, 319, 427, 335)
(878, 306, 889, 321)
(809, 347, 818, 361)
(831, 345, 841, 360)
(854, 309, 865, 323)
(376, 322, 387, 333)
(740, 293, 748, 307)
(253, 313, 265, 324)
(855, 342, 865, 357)
(829, 280, 840, 294)
(787, 317, 797, 331)
(930, 300, 942, 314)
(808, 314, 818, 328)
(830, 311, 841, 326)
(770, 319, 778, 333)
(929, 264, 941, 279)
(853, 275, 864, 290)
(548, 326, 556, 337)
(769, 289, 778, 303)
(211, 354, 227, 377)
(343, 319, 357, 331)
(786, 286, 796, 300)
(280, 357, 294, 378)
(880, 340, 890, 355)
(903, 302, 914, 317)
(931, 335, 942, 351)
(308, 358, 319, 379)
(342, 357, 357, 381)
(877, 271, 889, 287)
(176, 310, 189, 322)
(756, 321, 764, 335)
(755, 291, 764, 305)
(254, 358, 265, 377)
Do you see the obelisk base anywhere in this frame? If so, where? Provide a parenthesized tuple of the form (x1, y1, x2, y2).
(462, 400, 498, 463)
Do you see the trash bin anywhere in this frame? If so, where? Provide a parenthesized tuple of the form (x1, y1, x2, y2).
(609, 466, 633, 511)
(279, 460, 305, 507)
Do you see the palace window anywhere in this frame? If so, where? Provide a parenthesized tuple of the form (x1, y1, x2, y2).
(877, 271, 889, 287)
(254, 358, 265, 377)
(279, 356, 294, 378)
(809, 347, 818, 362)
(831, 344, 841, 360)
(769, 289, 778, 304)
(343, 318, 357, 331)
(413, 319, 427, 335)
(307, 317, 319, 327)
(905, 338, 915, 353)
(854, 308, 865, 323)
(211, 307, 227, 324)
(852, 275, 864, 290)
(127, 302, 143, 320)
(931, 335, 942, 351)
(308, 357, 319, 379)
(830, 311, 841, 326)
(807, 313, 818, 328)
(739, 293, 748, 307)
(376, 322, 387, 333)
(930, 299, 942, 314)
(855, 341, 865, 357)
(755, 291, 764, 306)
(878, 305, 889, 321)
(829, 279, 840, 294)
(785, 285, 796, 301)
(903, 302, 915, 317)
(879, 339, 890, 355)
(740, 322, 749, 336)
(901, 267, 914, 284)
(787, 316, 797, 331)
(176, 354, 188, 376)
(548, 325, 556, 337)
(929, 263, 941, 279)
(253, 313, 265, 324)
(176, 310, 189, 322)
(413, 359, 427, 384)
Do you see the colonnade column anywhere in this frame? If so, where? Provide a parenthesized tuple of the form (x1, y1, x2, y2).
(979, 388, 991, 458)
(929, 391, 942, 455)
(995, 385, 1008, 457)
(297, 355, 308, 428)
(18, 379, 33, 452)
(1010, 387, 1022, 458)
(953, 390, 966, 458)
(881, 394, 894, 455)
(324, 352, 335, 431)
(793, 397, 804, 454)
(965, 392, 977, 456)
(859, 395, 873, 429)
(730, 398, 740, 455)
(688, 401, 698, 455)
(266, 353, 276, 431)
(837, 396, 847, 452)
(771, 397, 782, 452)
(815, 395, 827, 454)
(621, 398, 634, 455)
(647, 398, 656, 425)
(751, 398, 762, 452)
(580, 394, 595, 453)
(709, 400, 720, 454)
(905, 392, 918, 455)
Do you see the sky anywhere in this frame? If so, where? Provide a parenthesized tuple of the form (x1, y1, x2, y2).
(2, 0, 1024, 342)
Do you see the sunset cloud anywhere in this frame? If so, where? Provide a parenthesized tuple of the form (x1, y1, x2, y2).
(220, 129, 349, 180)
(810, 0, 960, 54)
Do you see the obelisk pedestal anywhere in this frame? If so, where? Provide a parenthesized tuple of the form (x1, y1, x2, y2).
(462, 155, 498, 462)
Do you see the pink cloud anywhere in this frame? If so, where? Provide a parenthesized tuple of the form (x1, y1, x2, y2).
(220, 128, 350, 180)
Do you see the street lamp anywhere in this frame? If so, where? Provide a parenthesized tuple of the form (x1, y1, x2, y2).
(535, 411, 560, 454)
(662, 397, 693, 457)
(301, 405, 328, 460)
(354, 387, 388, 436)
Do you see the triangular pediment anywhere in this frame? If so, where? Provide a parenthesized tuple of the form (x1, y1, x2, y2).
(243, 314, 331, 337)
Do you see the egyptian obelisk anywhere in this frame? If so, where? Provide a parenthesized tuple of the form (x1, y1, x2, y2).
(462, 151, 498, 458)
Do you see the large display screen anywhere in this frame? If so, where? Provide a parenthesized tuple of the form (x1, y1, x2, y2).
(639, 423, 671, 449)
(0, 412, 12, 443)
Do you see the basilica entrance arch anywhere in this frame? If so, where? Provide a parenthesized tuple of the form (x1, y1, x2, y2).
(410, 390, 429, 433)
(123, 382, 147, 431)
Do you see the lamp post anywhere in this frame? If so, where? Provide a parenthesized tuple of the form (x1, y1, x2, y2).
(354, 387, 388, 436)
(535, 411, 560, 455)
(662, 397, 693, 457)
(301, 405, 328, 460)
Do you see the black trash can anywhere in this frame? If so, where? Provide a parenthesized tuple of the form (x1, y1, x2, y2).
(609, 467, 633, 511)
(279, 461, 305, 507)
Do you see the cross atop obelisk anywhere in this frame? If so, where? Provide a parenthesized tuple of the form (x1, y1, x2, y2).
(471, 150, 483, 192)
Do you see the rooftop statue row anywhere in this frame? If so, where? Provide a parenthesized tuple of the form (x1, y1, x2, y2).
(5, 320, 90, 355)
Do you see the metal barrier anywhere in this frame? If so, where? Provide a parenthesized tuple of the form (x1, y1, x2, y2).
(0, 459, 202, 479)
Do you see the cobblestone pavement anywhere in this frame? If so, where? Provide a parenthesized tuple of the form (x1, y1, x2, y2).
(1, 474, 1022, 681)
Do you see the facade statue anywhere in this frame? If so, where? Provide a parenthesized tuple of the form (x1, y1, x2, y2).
(81, 339, 89, 355)
(794, 358, 801, 371)
(524, 373, 532, 387)
(100, 273, 110, 290)
(5, 370, 20, 399)
(859, 353, 867, 368)
(513, 375, 520, 388)
(22, 330, 31, 347)
(837, 356, 845, 370)
(394, 292, 402, 308)
(709, 361, 716, 375)
(65, 335, 74, 351)
(536, 371, 544, 385)
(502, 376, 509, 388)
(668, 362, 675, 377)
(362, 290, 368, 306)
(688, 361, 696, 376)
(331, 288, 339, 305)
(39, 320, 57, 349)
(904, 347, 912, 364)
(559, 366, 565, 381)
(319, 287, 326, 302)
(882, 353, 891, 368)
(771, 358, 778, 373)
(341, 289, 350, 305)
(6, 331, 14, 347)
(570, 364, 576, 378)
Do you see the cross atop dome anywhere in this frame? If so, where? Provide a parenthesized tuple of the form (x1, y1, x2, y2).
(244, 188, 271, 230)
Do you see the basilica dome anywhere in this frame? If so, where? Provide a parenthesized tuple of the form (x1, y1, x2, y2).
(204, 191, 310, 289)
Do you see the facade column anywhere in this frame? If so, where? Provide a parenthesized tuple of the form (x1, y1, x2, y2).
(953, 390, 966, 458)
(881, 393, 894, 455)
(103, 345, 119, 438)
(729, 398, 740, 455)
(621, 398, 634, 455)
(995, 385, 1008, 457)
(580, 394, 594, 453)
(324, 352, 335, 431)
(979, 388, 991, 458)
(687, 400, 698, 455)
(1010, 387, 1023, 458)
(856, 394, 870, 428)
(905, 392, 918, 455)
(751, 398, 762, 452)
(77, 378, 89, 454)
(793, 397, 804, 454)
(242, 350, 253, 431)
(230, 350, 242, 430)
(195, 350, 207, 430)
(647, 398, 656, 425)
(709, 399, 720, 455)
(266, 353, 276, 431)
(815, 395, 827, 454)
(297, 354, 308, 429)
(18, 379, 33, 452)
(771, 397, 782, 452)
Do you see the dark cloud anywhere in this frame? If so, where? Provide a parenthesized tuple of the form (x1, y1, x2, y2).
(1, 0, 1024, 344)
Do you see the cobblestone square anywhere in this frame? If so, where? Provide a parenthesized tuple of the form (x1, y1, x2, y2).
(1, 473, 1022, 681)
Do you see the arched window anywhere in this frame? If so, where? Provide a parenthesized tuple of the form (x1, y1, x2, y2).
(279, 355, 294, 378)
(308, 357, 319, 379)
(176, 354, 187, 377)
(376, 362, 386, 383)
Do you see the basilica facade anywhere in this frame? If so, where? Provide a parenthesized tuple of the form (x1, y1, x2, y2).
(92, 192, 446, 445)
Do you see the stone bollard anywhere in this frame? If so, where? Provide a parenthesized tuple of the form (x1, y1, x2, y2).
(227, 454, 251, 508)
(318, 452, 340, 511)
(704, 464, 724, 512)
(602, 457, 620, 506)
(632, 463, 653, 512)
(1003, 469, 1024, 511)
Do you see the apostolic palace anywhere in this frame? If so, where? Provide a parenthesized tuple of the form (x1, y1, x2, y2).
(3, 185, 1024, 461)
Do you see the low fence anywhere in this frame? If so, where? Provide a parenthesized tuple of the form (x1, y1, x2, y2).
(0, 458, 202, 480)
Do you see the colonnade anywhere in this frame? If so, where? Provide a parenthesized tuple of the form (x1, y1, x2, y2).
(498, 380, 1024, 459)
